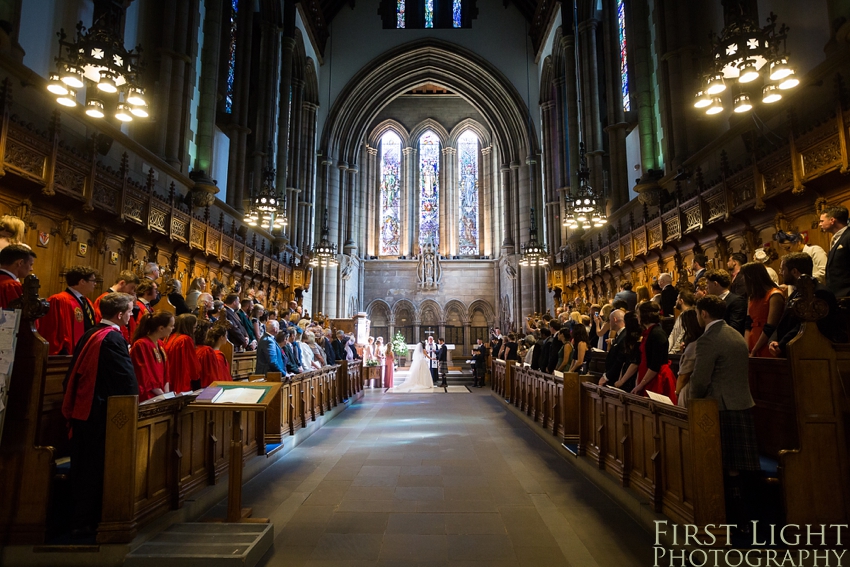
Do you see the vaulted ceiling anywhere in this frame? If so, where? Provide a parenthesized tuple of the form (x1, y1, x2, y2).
(317, 0, 542, 26)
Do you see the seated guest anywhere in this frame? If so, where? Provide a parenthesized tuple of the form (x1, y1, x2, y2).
(256, 319, 285, 374)
(164, 314, 201, 393)
(776, 231, 827, 281)
(628, 302, 677, 403)
(195, 321, 231, 386)
(185, 277, 206, 312)
(674, 310, 704, 406)
(769, 252, 844, 356)
(668, 290, 696, 353)
(546, 320, 562, 373)
(223, 294, 248, 349)
(568, 324, 591, 374)
(704, 269, 747, 336)
(333, 330, 347, 361)
(305, 331, 327, 367)
(166, 279, 190, 315)
(659, 273, 677, 317)
(131, 312, 175, 401)
(598, 309, 626, 387)
(741, 262, 786, 357)
(94, 270, 140, 343)
(322, 328, 337, 363)
(689, 294, 760, 528)
(61, 292, 138, 538)
(283, 328, 304, 374)
(612, 311, 642, 391)
(0, 243, 36, 308)
(41, 266, 98, 355)
(613, 282, 638, 311)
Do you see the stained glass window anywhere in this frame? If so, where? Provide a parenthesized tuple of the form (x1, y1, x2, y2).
(457, 131, 479, 255)
(424, 0, 434, 28)
(419, 131, 440, 247)
(618, 0, 630, 112)
(379, 132, 402, 256)
(452, 0, 462, 27)
(225, 0, 238, 113)
(397, 0, 405, 28)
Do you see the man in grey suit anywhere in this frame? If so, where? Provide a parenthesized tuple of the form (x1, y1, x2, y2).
(690, 295, 760, 532)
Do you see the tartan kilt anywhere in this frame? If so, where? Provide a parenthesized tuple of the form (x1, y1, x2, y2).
(439, 361, 449, 375)
(719, 409, 761, 472)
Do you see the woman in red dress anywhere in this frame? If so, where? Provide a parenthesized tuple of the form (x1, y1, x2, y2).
(131, 312, 175, 401)
(741, 262, 786, 358)
(164, 314, 202, 392)
(384, 345, 395, 389)
(194, 320, 231, 387)
(631, 302, 678, 404)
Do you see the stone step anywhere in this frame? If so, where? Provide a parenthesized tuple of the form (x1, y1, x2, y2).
(124, 523, 273, 567)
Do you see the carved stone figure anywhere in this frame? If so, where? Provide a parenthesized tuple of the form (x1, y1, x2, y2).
(417, 243, 441, 289)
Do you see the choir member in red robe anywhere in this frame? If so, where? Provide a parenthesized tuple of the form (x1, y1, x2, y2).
(94, 269, 140, 343)
(61, 292, 137, 537)
(131, 311, 174, 401)
(194, 320, 231, 387)
(0, 244, 36, 308)
(41, 266, 98, 355)
(135, 280, 157, 318)
(164, 314, 201, 392)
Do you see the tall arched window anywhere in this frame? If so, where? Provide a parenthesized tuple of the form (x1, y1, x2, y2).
(617, 0, 630, 112)
(397, 0, 405, 28)
(379, 131, 402, 255)
(225, 0, 239, 113)
(419, 131, 440, 247)
(425, 0, 434, 27)
(452, 0, 462, 27)
(457, 130, 479, 256)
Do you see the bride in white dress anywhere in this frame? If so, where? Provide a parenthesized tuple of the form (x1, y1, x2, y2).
(392, 343, 435, 392)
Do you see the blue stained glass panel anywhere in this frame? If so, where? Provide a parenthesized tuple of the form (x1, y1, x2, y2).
(424, 0, 434, 28)
(618, 0, 630, 112)
(457, 131, 479, 255)
(397, 0, 405, 28)
(419, 131, 440, 247)
(380, 132, 402, 255)
(225, 0, 238, 113)
(452, 0, 462, 27)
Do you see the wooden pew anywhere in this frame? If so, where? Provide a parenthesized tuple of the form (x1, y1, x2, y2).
(747, 357, 798, 458)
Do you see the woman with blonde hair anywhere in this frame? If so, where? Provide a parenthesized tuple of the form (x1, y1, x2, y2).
(0, 215, 26, 250)
(185, 277, 207, 311)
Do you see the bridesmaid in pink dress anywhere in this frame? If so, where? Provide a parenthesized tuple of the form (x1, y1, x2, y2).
(384, 349, 394, 389)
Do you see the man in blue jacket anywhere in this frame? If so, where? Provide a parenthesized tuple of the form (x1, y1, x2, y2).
(256, 319, 285, 374)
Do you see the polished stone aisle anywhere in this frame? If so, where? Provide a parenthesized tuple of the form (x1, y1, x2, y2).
(219, 388, 653, 567)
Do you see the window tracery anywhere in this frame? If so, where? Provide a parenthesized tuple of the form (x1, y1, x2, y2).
(419, 131, 440, 247)
(457, 130, 479, 255)
(379, 131, 402, 255)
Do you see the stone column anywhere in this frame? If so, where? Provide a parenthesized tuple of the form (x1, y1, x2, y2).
(287, 79, 305, 188)
(631, 0, 659, 174)
(276, 36, 296, 206)
(194, 0, 222, 174)
(480, 146, 492, 257)
(227, 0, 254, 211)
(463, 323, 470, 357)
(299, 102, 319, 252)
(336, 162, 348, 254)
(561, 35, 581, 212)
(344, 167, 358, 254)
(578, 18, 605, 195)
(500, 165, 514, 250)
(402, 147, 416, 257)
(599, 0, 629, 211)
(154, 0, 177, 160)
(414, 323, 420, 343)
(251, 20, 280, 190)
(540, 101, 556, 251)
(366, 146, 378, 255)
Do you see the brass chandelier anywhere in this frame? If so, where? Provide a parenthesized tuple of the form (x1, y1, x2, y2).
(564, 143, 606, 230)
(245, 151, 287, 231)
(308, 209, 339, 268)
(47, 14, 149, 121)
(520, 207, 547, 267)
(694, 10, 798, 116)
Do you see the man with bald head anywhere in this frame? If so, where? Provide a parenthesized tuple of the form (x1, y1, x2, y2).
(599, 309, 627, 387)
(658, 273, 677, 317)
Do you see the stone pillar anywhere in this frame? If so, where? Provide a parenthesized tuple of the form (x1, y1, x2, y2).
(288, 79, 305, 189)
(366, 146, 378, 256)
(463, 323, 470, 357)
(414, 323, 420, 343)
(299, 102, 319, 252)
(578, 19, 605, 195)
(276, 36, 296, 207)
(336, 162, 348, 254)
(402, 147, 416, 257)
(561, 35, 581, 210)
(227, 0, 254, 211)
(631, 0, 659, 174)
(599, 0, 629, 211)
(194, 0, 222, 174)
(344, 167, 358, 254)
(480, 146, 492, 257)
(154, 0, 177, 160)
(500, 165, 514, 250)
(251, 20, 280, 191)
(540, 101, 556, 252)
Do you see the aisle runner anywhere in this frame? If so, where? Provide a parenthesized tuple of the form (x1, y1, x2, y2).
(386, 385, 470, 394)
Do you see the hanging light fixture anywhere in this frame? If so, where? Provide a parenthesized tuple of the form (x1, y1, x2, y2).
(244, 146, 287, 232)
(308, 209, 339, 268)
(564, 143, 607, 231)
(48, 8, 149, 121)
(696, 10, 797, 117)
(519, 208, 548, 267)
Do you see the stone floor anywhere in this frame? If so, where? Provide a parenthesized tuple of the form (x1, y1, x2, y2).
(204, 388, 654, 567)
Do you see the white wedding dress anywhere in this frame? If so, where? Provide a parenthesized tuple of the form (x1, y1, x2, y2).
(392, 343, 435, 392)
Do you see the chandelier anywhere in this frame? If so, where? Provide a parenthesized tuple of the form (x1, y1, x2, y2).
(47, 10, 149, 121)
(519, 208, 548, 267)
(245, 150, 287, 231)
(564, 143, 606, 230)
(308, 209, 338, 268)
(693, 10, 798, 116)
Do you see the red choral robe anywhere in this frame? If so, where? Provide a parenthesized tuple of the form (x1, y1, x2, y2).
(131, 336, 168, 401)
(164, 334, 200, 393)
(94, 291, 134, 343)
(195, 345, 230, 387)
(41, 291, 95, 355)
(61, 326, 115, 423)
(0, 272, 22, 309)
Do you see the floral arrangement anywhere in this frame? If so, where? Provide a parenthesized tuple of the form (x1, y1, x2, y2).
(365, 359, 379, 367)
(391, 331, 408, 357)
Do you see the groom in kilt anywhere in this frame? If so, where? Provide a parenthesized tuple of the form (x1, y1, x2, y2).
(437, 338, 449, 388)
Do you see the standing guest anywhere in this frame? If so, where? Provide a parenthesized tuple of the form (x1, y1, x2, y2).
(41, 266, 98, 355)
(531, 327, 550, 370)
(333, 330, 347, 361)
(364, 336, 376, 362)
(0, 244, 36, 308)
(612, 312, 643, 391)
(613, 282, 638, 311)
(769, 252, 843, 356)
(704, 269, 747, 336)
(753, 249, 780, 284)
(185, 277, 206, 312)
(674, 310, 704, 407)
(323, 328, 337, 363)
(238, 299, 257, 346)
(629, 302, 678, 404)
(223, 294, 248, 349)
(256, 319, 285, 374)
(384, 342, 396, 389)
(166, 279, 190, 315)
(650, 282, 663, 306)
(668, 290, 696, 353)
(727, 252, 749, 300)
(164, 314, 201, 393)
(593, 305, 612, 351)
(504, 333, 519, 361)
(522, 335, 536, 365)
(658, 273, 678, 317)
(546, 320, 562, 373)
(568, 324, 591, 374)
(94, 270, 139, 343)
(776, 231, 827, 281)
(436, 338, 449, 387)
(598, 309, 626, 387)
(491, 328, 503, 361)
(821, 205, 850, 298)
(143, 262, 161, 307)
(741, 262, 786, 357)
(250, 304, 265, 342)
(61, 292, 137, 538)
(472, 338, 487, 387)
(131, 312, 174, 401)
(195, 322, 231, 386)
(692, 254, 708, 286)
(0, 214, 27, 251)
(634, 285, 651, 307)
(135, 280, 157, 316)
(689, 295, 760, 528)
(208, 300, 224, 323)
(554, 328, 573, 373)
